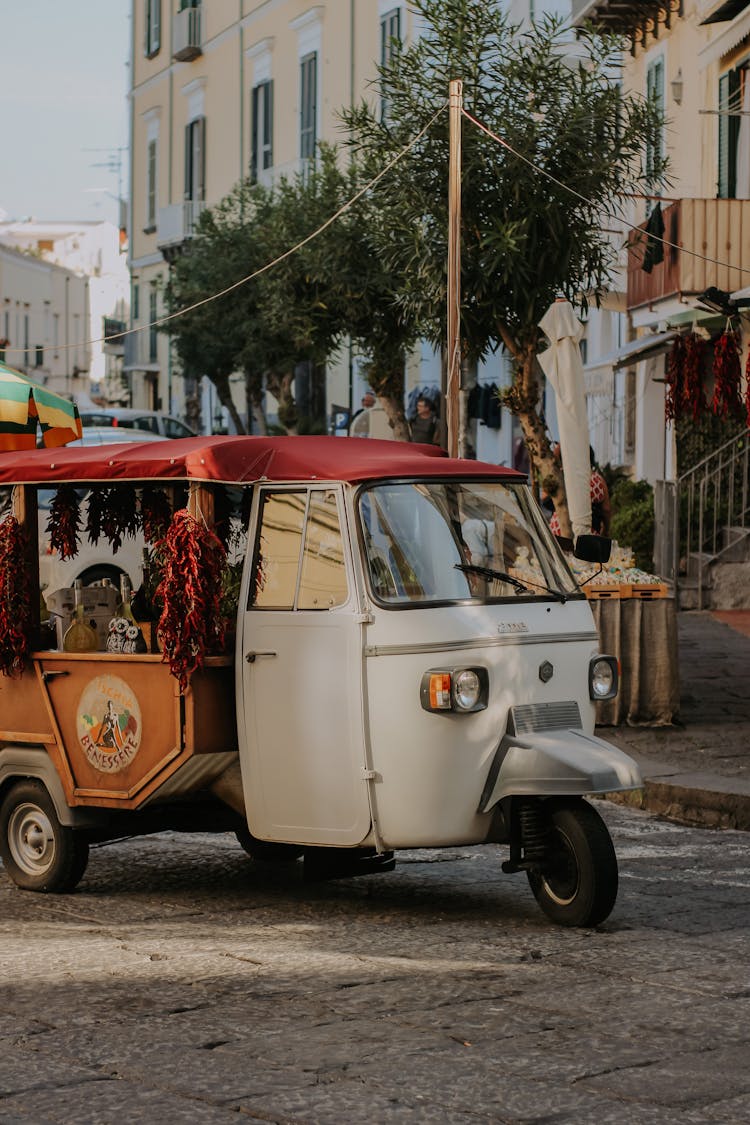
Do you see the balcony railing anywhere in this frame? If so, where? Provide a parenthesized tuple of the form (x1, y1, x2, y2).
(172, 6, 202, 62)
(123, 328, 160, 372)
(627, 198, 750, 311)
(156, 200, 205, 251)
(571, 0, 680, 35)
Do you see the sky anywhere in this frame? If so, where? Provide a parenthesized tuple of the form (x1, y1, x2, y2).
(0, 0, 131, 226)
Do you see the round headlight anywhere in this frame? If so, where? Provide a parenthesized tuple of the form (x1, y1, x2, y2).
(590, 658, 615, 699)
(453, 669, 481, 711)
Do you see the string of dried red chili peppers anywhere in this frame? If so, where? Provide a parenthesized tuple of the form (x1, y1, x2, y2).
(86, 486, 139, 553)
(712, 329, 744, 422)
(681, 333, 707, 423)
(140, 487, 172, 543)
(46, 484, 81, 560)
(0, 516, 33, 678)
(665, 336, 685, 422)
(155, 509, 228, 693)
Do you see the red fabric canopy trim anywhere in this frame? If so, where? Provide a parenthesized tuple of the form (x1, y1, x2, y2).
(0, 435, 525, 487)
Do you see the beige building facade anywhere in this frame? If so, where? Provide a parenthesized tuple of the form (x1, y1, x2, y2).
(128, 0, 418, 431)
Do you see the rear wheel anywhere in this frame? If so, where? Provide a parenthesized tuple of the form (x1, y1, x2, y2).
(0, 780, 89, 893)
(527, 798, 618, 927)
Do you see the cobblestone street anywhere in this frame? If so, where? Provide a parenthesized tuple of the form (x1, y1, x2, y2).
(2, 802, 749, 1123)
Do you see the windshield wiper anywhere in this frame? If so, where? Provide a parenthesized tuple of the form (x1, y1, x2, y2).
(454, 563, 567, 603)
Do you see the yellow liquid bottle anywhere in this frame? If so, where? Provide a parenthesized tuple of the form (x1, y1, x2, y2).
(62, 580, 98, 653)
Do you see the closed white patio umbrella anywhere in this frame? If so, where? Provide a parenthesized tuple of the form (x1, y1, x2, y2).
(538, 298, 591, 540)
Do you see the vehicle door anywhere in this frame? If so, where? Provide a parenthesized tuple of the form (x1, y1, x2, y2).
(238, 485, 371, 846)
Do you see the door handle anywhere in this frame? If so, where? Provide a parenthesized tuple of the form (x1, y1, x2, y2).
(245, 650, 277, 663)
(42, 670, 70, 683)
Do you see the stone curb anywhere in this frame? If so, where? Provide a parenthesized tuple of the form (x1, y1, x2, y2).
(606, 782, 750, 832)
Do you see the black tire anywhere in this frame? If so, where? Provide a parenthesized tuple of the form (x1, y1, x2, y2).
(0, 780, 89, 893)
(527, 798, 618, 928)
(235, 824, 302, 863)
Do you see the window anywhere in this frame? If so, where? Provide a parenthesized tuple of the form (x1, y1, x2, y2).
(251, 80, 274, 181)
(132, 283, 140, 321)
(145, 0, 161, 56)
(300, 52, 317, 161)
(359, 481, 577, 606)
(645, 57, 665, 193)
(380, 7, 401, 120)
(148, 288, 158, 363)
(251, 490, 348, 610)
(184, 117, 205, 202)
(145, 138, 157, 231)
(24, 315, 29, 367)
(718, 66, 744, 198)
(35, 346, 43, 367)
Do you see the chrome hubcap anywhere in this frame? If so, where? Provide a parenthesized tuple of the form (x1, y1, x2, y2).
(8, 803, 55, 876)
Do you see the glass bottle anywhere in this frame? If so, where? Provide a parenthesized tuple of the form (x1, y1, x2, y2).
(130, 549, 153, 623)
(62, 580, 98, 653)
(117, 574, 136, 622)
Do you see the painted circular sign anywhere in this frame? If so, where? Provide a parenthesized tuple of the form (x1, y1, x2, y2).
(76, 675, 142, 773)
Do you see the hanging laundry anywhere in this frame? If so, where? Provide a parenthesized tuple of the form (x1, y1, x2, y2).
(641, 202, 665, 274)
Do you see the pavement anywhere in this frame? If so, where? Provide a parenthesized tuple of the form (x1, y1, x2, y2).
(600, 609, 750, 831)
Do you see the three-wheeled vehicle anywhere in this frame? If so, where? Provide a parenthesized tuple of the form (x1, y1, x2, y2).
(0, 435, 641, 926)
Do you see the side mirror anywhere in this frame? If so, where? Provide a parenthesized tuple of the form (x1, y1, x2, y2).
(574, 535, 612, 565)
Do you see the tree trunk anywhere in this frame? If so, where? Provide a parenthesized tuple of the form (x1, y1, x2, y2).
(507, 345, 572, 539)
(211, 371, 246, 435)
(244, 369, 267, 435)
(376, 392, 411, 441)
(266, 370, 298, 434)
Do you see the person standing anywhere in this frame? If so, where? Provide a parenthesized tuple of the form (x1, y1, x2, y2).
(410, 395, 439, 444)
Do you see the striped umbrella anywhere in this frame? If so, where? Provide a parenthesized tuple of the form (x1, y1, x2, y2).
(0, 360, 82, 451)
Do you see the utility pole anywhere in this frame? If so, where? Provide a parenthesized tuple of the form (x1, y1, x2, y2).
(446, 79, 462, 459)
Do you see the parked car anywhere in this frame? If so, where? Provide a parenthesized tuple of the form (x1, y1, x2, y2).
(79, 408, 196, 438)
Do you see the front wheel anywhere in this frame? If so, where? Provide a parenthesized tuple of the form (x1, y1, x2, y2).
(527, 798, 618, 927)
(0, 780, 89, 893)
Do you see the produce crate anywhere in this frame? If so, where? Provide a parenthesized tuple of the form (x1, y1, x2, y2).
(583, 583, 627, 600)
(628, 582, 670, 600)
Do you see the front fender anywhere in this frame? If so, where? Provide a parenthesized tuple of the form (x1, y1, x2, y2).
(478, 729, 642, 813)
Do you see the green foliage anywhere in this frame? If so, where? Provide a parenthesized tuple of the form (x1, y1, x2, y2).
(342, 1, 666, 367)
(610, 478, 655, 572)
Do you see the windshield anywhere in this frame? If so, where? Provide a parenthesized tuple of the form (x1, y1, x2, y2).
(359, 480, 578, 605)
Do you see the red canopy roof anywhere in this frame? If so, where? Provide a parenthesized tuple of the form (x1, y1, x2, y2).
(0, 435, 525, 487)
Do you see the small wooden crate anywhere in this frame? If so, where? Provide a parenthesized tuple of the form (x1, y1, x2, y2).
(629, 582, 669, 600)
(584, 583, 626, 600)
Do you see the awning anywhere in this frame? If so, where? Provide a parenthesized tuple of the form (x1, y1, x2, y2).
(699, 6, 750, 65)
(583, 331, 677, 377)
(700, 0, 750, 25)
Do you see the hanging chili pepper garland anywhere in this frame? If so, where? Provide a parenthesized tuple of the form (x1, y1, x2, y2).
(155, 510, 228, 693)
(140, 487, 172, 543)
(712, 328, 744, 422)
(665, 335, 685, 422)
(86, 486, 139, 553)
(0, 516, 33, 678)
(681, 332, 707, 423)
(46, 484, 82, 560)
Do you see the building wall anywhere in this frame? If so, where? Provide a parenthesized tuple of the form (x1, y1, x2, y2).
(129, 1, 418, 430)
(0, 242, 89, 400)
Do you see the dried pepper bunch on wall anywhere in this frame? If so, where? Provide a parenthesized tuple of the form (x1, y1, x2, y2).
(155, 510, 228, 693)
(711, 329, 744, 422)
(86, 486, 139, 553)
(0, 516, 32, 677)
(665, 333, 707, 423)
(140, 487, 172, 543)
(46, 484, 82, 559)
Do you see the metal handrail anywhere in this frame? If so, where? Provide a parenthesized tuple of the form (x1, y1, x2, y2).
(672, 426, 750, 609)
